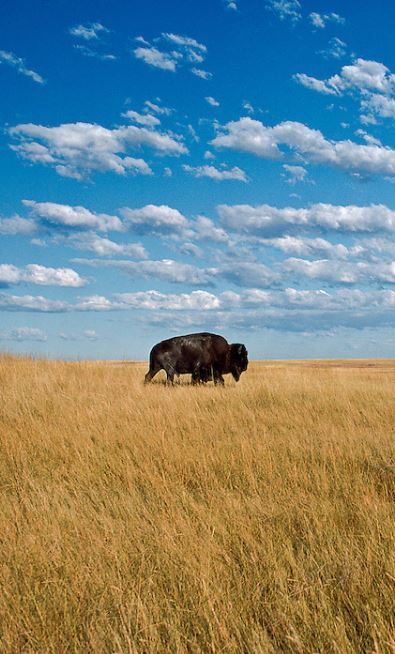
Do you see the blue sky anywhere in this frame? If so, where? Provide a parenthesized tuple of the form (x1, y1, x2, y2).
(1, 0, 395, 360)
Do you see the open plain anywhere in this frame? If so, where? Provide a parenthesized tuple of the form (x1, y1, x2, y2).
(0, 355, 394, 653)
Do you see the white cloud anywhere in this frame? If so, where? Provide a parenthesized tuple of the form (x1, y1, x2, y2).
(224, 1, 238, 10)
(282, 164, 307, 184)
(84, 329, 98, 340)
(260, 235, 349, 258)
(295, 58, 395, 122)
(121, 204, 188, 234)
(191, 68, 212, 79)
(218, 202, 395, 234)
(320, 37, 347, 60)
(134, 33, 211, 77)
(0, 49, 44, 84)
(183, 164, 248, 182)
(265, 0, 301, 22)
(296, 58, 395, 95)
(59, 232, 147, 258)
(309, 12, 345, 29)
(212, 116, 395, 178)
(0, 264, 87, 287)
(192, 216, 230, 242)
(24, 200, 123, 232)
(162, 33, 206, 52)
(73, 45, 116, 61)
(69, 23, 109, 40)
(134, 46, 178, 71)
(73, 257, 216, 286)
(0, 215, 36, 235)
(122, 110, 160, 126)
(116, 289, 220, 310)
(361, 93, 395, 119)
(144, 100, 173, 115)
(283, 257, 395, 284)
(220, 261, 278, 288)
(294, 73, 338, 95)
(0, 327, 47, 342)
(205, 96, 220, 107)
(10, 121, 186, 179)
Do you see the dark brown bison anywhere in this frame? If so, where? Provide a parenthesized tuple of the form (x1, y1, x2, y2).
(144, 332, 248, 385)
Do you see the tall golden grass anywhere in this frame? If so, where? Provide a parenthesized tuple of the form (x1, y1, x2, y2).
(0, 354, 394, 653)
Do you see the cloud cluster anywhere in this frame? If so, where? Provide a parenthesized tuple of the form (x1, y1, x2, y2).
(218, 202, 395, 234)
(309, 12, 345, 29)
(0, 49, 44, 84)
(0, 326, 47, 342)
(265, 0, 301, 22)
(0, 264, 86, 287)
(0, 215, 36, 235)
(295, 58, 395, 123)
(133, 32, 211, 79)
(69, 23, 109, 40)
(10, 121, 187, 180)
(24, 200, 123, 232)
(212, 116, 395, 178)
(73, 257, 217, 286)
(183, 164, 248, 182)
(1, 288, 393, 335)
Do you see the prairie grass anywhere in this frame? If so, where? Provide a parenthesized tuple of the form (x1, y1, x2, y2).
(0, 354, 394, 653)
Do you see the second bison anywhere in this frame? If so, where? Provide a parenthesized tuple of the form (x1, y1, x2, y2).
(145, 332, 248, 385)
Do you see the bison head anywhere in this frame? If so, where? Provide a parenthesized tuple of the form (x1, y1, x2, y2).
(229, 343, 248, 381)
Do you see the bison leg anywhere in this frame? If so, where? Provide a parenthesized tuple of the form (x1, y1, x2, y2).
(213, 370, 225, 386)
(165, 368, 175, 385)
(144, 363, 161, 383)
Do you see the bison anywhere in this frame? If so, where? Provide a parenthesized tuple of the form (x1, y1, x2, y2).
(145, 332, 248, 385)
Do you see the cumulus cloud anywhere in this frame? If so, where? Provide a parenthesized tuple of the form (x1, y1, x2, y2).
(73, 45, 116, 61)
(133, 33, 211, 78)
(296, 58, 395, 96)
(295, 58, 395, 123)
(0, 49, 44, 84)
(265, 0, 301, 22)
(162, 33, 206, 52)
(69, 23, 109, 40)
(0, 264, 87, 287)
(320, 37, 347, 60)
(218, 202, 395, 235)
(116, 289, 221, 310)
(0, 215, 36, 235)
(283, 257, 395, 284)
(144, 100, 173, 115)
(183, 164, 248, 182)
(10, 121, 186, 179)
(134, 46, 178, 71)
(260, 235, 349, 258)
(191, 68, 212, 79)
(282, 164, 307, 184)
(73, 257, 216, 286)
(191, 216, 230, 243)
(294, 73, 338, 95)
(309, 12, 345, 29)
(58, 232, 147, 258)
(0, 326, 47, 342)
(205, 96, 220, 106)
(121, 204, 188, 235)
(122, 110, 160, 126)
(24, 200, 123, 232)
(0, 293, 110, 313)
(212, 116, 395, 178)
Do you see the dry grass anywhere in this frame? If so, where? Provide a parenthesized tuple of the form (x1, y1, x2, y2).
(0, 354, 394, 653)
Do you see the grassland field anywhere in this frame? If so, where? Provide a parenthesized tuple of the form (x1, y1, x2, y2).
(0, 354, 394, 653)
